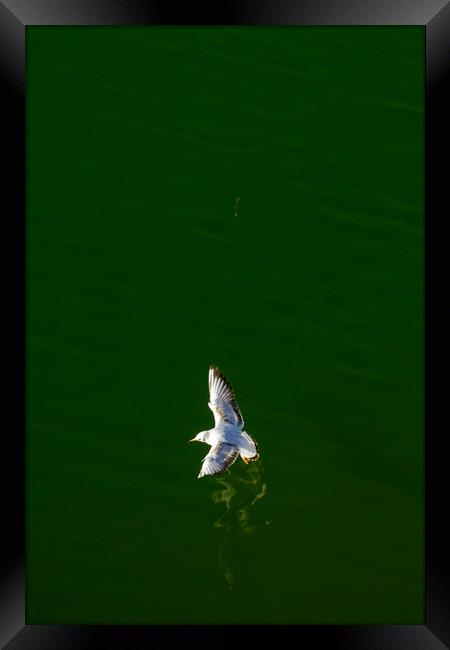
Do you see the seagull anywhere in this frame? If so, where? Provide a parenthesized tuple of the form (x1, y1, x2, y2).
(190, 366, 260, 478)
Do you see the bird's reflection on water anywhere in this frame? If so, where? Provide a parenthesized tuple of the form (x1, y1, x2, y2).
(211, 462, 269, 588)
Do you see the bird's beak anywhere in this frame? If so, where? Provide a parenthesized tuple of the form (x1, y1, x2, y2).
(189, 437, 197, 442)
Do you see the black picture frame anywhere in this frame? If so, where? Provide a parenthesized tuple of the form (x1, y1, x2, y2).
(1, 1, 448, 648)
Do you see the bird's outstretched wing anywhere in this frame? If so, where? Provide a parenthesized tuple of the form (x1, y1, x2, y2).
(198, 443, 239, 478)
(208, 366, 244, 427)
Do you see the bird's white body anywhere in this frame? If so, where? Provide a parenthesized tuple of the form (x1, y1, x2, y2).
(196, 425, 257, 457)
(191, 367, 260, 478)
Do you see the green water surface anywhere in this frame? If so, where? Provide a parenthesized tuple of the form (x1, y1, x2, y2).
(26, 26, 424, 624)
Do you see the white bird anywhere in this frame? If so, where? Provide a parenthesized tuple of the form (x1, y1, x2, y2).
(190, 366, 260, 478)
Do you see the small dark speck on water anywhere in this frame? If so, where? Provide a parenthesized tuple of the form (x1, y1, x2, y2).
(234, 196, 240, 217)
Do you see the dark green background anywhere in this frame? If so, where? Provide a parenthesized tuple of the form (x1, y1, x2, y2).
(26, 27, 424, 624)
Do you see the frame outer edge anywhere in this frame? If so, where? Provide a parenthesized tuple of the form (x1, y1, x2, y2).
(0, 0, 448, 647)
(425, 2, 450, 649)
(0, 0, 449, 26)
(0, 2, 26, 649)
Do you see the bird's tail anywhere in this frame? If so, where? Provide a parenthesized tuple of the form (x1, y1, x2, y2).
(240, 431, 260, 463)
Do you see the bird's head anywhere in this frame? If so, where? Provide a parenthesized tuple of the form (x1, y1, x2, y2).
(190, 431, 207, 443)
